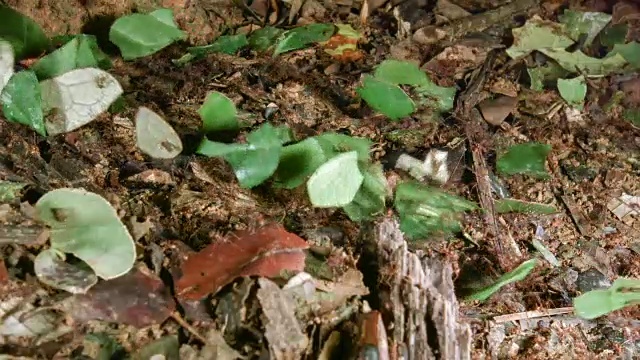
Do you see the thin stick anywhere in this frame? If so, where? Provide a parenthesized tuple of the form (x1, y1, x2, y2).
(170, 312, 208, 343)
(493, 307, 574, 323)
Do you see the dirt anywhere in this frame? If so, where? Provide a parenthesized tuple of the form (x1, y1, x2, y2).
(1, 0, 640, 359)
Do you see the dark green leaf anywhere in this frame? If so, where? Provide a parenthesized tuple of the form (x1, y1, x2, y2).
(373, 60, 430, 86)
(31, 35, 112, 80)
(466, 259, 538, 302)
(188, 34, 248, 56)
(0, 5, 50, 59)
(248, 27, 283, 52)
(343, 162, 387, 221)
(496, 142, 551, 179)
(314, 133, 372, 161)
(394, 182, 477, 241)
(273, 24, 336, 56)
(274, 137, 327, 189)
(0, 70, 46, 136)
(199, 91, 238, 133)
(357, 75, 415, 120)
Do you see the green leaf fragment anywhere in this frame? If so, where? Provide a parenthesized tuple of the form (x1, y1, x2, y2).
(573, 277, 640, 319)
(273, 23, 336, 56)
(466, 258, 538, 302)
(35, 188, 136, 280)
(557, 75, 587, 109)
(494, 198, 557, 214)
(496, 142, 551, 179)
(609, 42, 640, 69)
(394, 182, 477, 241)
(31, 35, 111, 80)
(506, 16, 574, 59)
(189, 34, 248, 56)
(197, 123, 282, 188)
(274, 137, 327, 189)
(342, 162, 387, 221)
(558, 10, 611, 47)
(539, 48, 627, 76)
(0, 70, 46, 136)
(199, 91, 238, 133)
(314, 133, 372, 161)
(0, 5, 50, 59)
(624, 108, 640, 127)
(415, 82, 456, 112)
(373, 60, 430, 87)
(109, 8, 186, 60)
(249, 27, 284, 52)
(357, 75, 415, 120)
(307, 151, 363, 207)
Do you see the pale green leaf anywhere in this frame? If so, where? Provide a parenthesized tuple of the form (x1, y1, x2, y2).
(109, 9, 186, 60)
(0, 181, 26, 202)
(31, 35, 111, 80)
(35, 188, 136, 280)
(342, 162, 387, 221)
(557, 76, 587, 109)
(307, 151, 363, 207)
(373, 60, 430, 86)
(609, 42, 640, 69)
(466, 258, 538, 302)
(0, 5, 50, 59)
(574, 278, 640, 319)
(314, 133, 372, 161)
(506, 17, 574, 59)
(539, 48, 627, 76)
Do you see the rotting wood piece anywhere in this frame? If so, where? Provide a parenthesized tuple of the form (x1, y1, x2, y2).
(371, 217, 471, 360)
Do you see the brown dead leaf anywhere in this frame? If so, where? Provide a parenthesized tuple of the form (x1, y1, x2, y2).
(478, 95, 518, 126)
(423, 44, 489, 81)
(0, 258, 8, 284)
(360, 0, 388, 24)
(126, 169, 175, 187)
(56, 265, 175, 328)
(359, 311, 389, 359)
(175, 223, 309, 301)
(612, 2, 640, 24)
(323, 34, 363, 62)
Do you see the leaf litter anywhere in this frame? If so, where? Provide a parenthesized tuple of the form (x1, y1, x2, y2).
(0, 0, 640, 358)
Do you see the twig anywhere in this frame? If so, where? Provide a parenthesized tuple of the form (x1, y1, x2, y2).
(170, 312, 208, 344)
(493, 307, 574, 324)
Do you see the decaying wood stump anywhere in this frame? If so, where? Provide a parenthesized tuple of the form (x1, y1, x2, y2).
(368, 217, 472, 360)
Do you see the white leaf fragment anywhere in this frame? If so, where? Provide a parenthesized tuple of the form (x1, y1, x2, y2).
(40, 68, 123, 135)
(0, 40, 15, 94)
(135, 106, 183, 159)
(607, 193, 640, 220)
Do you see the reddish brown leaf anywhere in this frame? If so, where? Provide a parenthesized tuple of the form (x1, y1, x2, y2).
(56, 265, 175, 328)
(175, 223, 309, 301)
(0, 258, 8, 283)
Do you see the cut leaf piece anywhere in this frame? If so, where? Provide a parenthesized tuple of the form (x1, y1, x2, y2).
(34, 248, 98, 294)
(415, 81, 457, 112)
(175, 223, 309, 301)
(495, 198, 557, 214)
(558, 10, 611, 47)
(0, 70, 46, 136)
(197, 123, 283, 188)
(30, 35, 111, 80)
(40, 68, 123, 135)
(0, 5, 50, 59)
(342, 162, 387, 221)
(357, 75, 415, 120)
(0, 40, 14, 94)
(573, 277, 640, 320)
(321, 24, 363, 61)
(466, 258, 538, 302)
(314, 133, 372, 161)
(609, 42, 640, 69)
(394, 182, 477, 241)
(274, 137, 327, 189)
(307, 151, 363, 207)
(373, 60, 430, 87)
(249, 26, 284, 52)
(496, 143, 551, 179)
(135, 106, 183, 159)
(109, 8, 186, 60)
(199, 91, 238, 133)
(273, 23, 336, 56)
(557, 76, 587, 109)
(188, 34, 248, 56)
(506, 16, 574, 59)
(539, 48, 627, 76)
(35, 188, 136, 280)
